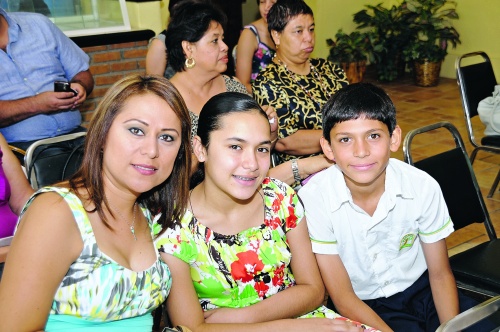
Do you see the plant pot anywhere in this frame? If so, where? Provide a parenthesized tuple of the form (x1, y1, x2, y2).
(340, 61, 367, 84)
(414, 60, 442, 87)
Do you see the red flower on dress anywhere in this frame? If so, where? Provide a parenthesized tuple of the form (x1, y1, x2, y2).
(230, 251, 264, 283)
(265, 216, 281, 230)
(271, 197, 282, 213)
(285, 205, 298, 229)
(254, 281, 269, 298)
(272, 264, 285, 287)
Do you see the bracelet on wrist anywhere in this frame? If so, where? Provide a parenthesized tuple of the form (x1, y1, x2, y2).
(291, 159, 301, 183)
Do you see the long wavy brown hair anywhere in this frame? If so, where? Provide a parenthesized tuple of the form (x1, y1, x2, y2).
(69, 75, 191, 234)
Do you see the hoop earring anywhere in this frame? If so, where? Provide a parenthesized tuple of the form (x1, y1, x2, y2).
(185, 57, 196, 69)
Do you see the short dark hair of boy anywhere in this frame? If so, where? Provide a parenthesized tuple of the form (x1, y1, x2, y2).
(322, 83, 397, 143)
(166, 1, 227, 73)
(267, 0, 313, 34)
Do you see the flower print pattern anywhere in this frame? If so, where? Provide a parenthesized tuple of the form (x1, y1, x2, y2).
(155, 178, 380, 331)
(231, 251, 265, 283)
(244, 25, 275, 83)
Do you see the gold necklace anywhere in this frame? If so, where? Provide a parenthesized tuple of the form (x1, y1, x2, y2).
(107, 198, 138, 241)
(276, 58, 332, 107)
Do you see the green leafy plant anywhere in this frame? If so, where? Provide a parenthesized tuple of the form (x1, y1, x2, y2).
(403, 0, 461, 63)
(353, 3, 415, 81)
(326, 29, 371, 64)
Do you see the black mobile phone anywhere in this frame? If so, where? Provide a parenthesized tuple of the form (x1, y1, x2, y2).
(54, 81, 78, 96)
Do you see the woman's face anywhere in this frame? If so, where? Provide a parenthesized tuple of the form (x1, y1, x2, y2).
(259, 0, 277, 23)
(102, 93, 182, 196)
(273, 14, 315, 65)
(191, 21, 229, 74)
(196, 111, 271, 201)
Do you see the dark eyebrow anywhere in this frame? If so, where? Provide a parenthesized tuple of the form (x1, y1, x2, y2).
(124, 119, 180, 135)
(226, 137, 271, 145)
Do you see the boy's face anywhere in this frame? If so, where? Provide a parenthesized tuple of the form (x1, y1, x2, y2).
(320, 117, 401, 191)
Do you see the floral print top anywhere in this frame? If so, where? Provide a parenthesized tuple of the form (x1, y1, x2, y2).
(20, 187, 171, 328)
(244, 25, 275, 83)
(155, 178, 378, 330)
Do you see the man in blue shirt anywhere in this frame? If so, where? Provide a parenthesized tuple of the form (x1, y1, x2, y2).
(0, 8, 93, 151)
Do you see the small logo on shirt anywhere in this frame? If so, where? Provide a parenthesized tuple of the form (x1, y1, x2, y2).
(399, 233, 416, 250)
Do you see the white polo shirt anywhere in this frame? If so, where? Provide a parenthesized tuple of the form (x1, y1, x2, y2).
(298, 158, 454, 300)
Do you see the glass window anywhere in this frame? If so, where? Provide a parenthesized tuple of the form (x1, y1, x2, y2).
(0, 0, 131, 37)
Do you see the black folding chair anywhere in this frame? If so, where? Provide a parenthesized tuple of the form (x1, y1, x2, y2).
(24, 132, 86, 190)
(456, 51, 500, 198)
(436, 296, 500, 332)
(404, 121, 500, 298)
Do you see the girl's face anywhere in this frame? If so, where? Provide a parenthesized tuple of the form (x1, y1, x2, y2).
(273, 14, 315, 65)
(195, 111, 271, 201)
(102, 93, 182, 196)
(259, 0, 277, 23)
(190, 21, 228, 74)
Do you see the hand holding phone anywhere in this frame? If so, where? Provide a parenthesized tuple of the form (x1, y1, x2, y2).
(54, 81, 78, 96)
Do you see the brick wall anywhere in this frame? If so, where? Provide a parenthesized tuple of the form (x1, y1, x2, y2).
(78, 40, 149, 126)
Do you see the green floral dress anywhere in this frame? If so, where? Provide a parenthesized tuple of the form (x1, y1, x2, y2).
(155, 178, 377, 330)
(20, 187, 171, 331)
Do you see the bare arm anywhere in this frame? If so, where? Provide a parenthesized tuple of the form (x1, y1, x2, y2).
(146, 38, 168, 76)
(0, 69, 93, 127)
(268, 155, 333, 186)
(70, 69, 94, 97)
(162, 253, 363, 332)
(0, 134, 34, 214)
(422, 240, 459, 324)
(235, 29, 258, 94)
(0, 193, 83, 331)
(316, 254, 394, 332)
(275, 129, 323, 155)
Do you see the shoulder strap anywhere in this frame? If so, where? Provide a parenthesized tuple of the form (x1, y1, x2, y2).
(244, 24, 260, 44)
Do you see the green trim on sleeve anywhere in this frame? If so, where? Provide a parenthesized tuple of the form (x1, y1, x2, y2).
(419, 217, 453, 236)
(310, 238, 337, 245)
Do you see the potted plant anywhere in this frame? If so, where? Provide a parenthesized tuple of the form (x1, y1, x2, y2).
(353, 3, 415, 82)
(403, 0, 461, 86)
(327, 29, 371, 83)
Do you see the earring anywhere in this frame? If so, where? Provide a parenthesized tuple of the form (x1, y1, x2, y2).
(185, 57, 196, 69)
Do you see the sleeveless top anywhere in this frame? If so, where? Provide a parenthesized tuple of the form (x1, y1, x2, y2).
(244, 25, 275, 82)
(151, 30, 176, 79)
(20, 187, 171, 331)
(0, 147, 18, 238)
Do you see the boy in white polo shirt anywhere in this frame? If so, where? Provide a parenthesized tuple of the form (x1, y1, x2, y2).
(299, 83, 484, 331)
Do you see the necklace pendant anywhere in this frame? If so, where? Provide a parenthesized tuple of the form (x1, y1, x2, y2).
(130, 225, 137, 241)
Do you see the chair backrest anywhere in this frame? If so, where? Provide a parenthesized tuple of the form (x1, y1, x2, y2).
(403, 121, 497, 240)
(456, 52, 498, 146)
(24, 132, 86, 190)
(436, 295, 500, 332)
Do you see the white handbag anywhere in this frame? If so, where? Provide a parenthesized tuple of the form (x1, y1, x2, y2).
(477, 85, 500, 136)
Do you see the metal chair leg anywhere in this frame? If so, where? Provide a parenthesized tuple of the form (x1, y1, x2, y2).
(487, 169, 500, 198)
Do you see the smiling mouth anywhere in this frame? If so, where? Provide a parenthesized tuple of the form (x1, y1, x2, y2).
(134, 164, 157, 171)
(234, 175, 257, 181)
(350, 163, 375, 171)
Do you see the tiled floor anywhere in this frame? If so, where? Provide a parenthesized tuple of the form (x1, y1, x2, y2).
(364, 70, 500, 257)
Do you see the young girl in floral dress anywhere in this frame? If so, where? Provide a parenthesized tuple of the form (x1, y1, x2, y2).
(156, 92, 377, 332)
